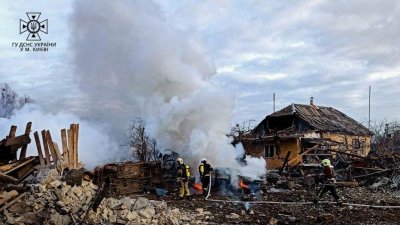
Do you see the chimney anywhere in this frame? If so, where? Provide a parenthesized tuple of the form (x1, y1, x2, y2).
(310, 97, 314, 105)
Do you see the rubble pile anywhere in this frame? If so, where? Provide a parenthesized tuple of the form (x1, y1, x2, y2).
(87, 197, 209, 225)
(1, 168, 211, 225)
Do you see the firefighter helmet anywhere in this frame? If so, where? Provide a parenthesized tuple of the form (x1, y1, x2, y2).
(201, 158, 207, 163)
(321, 159, 331, 166)
(176, 158, 184, 164)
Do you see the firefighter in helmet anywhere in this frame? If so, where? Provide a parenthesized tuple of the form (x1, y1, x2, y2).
(199, 158, 213, 196)
(176, 157, 191, 199)
(313, 159, 343, 206)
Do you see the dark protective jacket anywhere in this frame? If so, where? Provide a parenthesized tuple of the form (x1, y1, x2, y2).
(199, 162, 213, 177)
(177, 163, 190, 179)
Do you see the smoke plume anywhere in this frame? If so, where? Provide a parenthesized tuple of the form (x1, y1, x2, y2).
(70, 0, 266, 176)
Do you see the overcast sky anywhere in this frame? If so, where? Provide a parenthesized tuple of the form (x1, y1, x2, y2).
(1, 0, 399, 127)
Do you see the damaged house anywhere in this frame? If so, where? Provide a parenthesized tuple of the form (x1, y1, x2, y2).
(240, 98, 373, 169)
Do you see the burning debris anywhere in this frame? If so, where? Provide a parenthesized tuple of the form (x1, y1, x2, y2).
(0, 120, 399, 225)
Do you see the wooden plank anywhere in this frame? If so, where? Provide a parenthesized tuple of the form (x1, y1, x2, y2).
(0, 192, 26, 211)
(71, 124, 76, 169)
(61, 129, 69, 167)
(8, 126, 17, 138)
(41, 130, 51, 165)
(0, 190, 18, 206)
(33, 131, 45, 166)
(19, 122, 32, 160)
(74, 124, 79, 168)
(67, 128, 74, 169)
(4, 157, 36, 175)
(0, 173, 18, 184)
(4, 135, 30, 148)
(45, 130, 58, 165)
(53, 142, 62, 161)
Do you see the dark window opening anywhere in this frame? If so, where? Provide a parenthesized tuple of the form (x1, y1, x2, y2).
(264, 145, 275, 158)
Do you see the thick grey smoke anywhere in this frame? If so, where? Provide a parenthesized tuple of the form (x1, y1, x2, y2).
(70, 0, 266, 176)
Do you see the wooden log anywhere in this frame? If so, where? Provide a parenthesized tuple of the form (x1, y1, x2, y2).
(33, 132, 45, 166)
(45, 130, 58, 165)
(0, 190, 18, 206)
(0, 192, 26, 211)
(67, 128, 74, 169)
(41, 130, 51, 165)
(74, 124, 79, 168)
(19, 122, 32, 160)
(61, 129, 69, 167)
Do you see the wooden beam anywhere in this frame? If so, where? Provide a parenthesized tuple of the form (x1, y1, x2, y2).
(45, 130, 58, 165)
(8, 126, 17, 138)
(41, 130, 51, 165)
(4, 135, 30, 148)
(19, 122, 32, 160)
(74, 124, 79, 168)
(3, 157, 36, 175)
(0, 192, 26, 211)
(33, 131, 45, 166)
(0, 173, 18, 184)
(53, 142, 62, 161)
(0, 190, 18, 206)
(61, 129, 69, 167)
(67, 128, 74, 169)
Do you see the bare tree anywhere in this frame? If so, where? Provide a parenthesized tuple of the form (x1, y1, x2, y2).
(126, 117, 179, 176)
(0, 83, 33, 118)
(369, 120, 400, 153)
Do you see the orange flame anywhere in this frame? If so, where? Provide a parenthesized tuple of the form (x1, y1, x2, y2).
(194, 183, 203, 190)
(239, 179, 249, 189)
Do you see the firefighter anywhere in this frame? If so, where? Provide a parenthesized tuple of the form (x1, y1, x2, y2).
(313, 159, 343, 206)
(176, 157, 191, 199)
(199, 158, 213, 196)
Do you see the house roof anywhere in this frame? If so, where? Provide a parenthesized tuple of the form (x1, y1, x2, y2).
(265, 103, 372, 136)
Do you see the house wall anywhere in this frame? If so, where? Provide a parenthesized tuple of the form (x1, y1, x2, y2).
(320, 132, 371, 156)
(243, 139, 299, 169)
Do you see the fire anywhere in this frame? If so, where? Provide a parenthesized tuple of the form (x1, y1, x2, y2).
(239, 179, 249, 189)
(194, 183, 202, 190)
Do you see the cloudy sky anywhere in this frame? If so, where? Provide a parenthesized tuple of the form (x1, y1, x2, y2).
(1, 0, 400, 127)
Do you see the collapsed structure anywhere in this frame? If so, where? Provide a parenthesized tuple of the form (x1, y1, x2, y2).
(238, 98, 373, 169)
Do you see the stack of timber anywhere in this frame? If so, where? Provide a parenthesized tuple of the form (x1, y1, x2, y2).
(0, 122, 81, 185)
(0, 122, 39, 184)
(93, 161, 162, 197)
(33, 123, 81, 170)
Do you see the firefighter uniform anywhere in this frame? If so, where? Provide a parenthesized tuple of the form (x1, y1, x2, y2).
(313, 159, 342, 206)
(176, 158, 191, 198)
(199, 159, 213, 196)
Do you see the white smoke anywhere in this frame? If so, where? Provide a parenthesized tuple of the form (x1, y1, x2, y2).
(69, 0, 266, 176)
(0, 105, 120, 169)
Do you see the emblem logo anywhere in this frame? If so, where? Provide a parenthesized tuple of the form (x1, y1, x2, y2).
(20, 12, 48, 41)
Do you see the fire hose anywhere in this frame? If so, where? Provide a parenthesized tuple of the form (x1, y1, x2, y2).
(204, 198, 400, 209)
(203, 172, 400, 209)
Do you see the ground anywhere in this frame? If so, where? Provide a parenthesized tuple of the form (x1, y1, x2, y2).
(145, 185, 400, 225)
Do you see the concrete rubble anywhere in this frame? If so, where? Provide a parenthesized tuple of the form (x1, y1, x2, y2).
(0, 168, 212, 225)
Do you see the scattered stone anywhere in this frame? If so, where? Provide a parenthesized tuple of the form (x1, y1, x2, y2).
(195, 208, 204, 214)
(317, 213, 335, 223)
(226, 213, 240, 219)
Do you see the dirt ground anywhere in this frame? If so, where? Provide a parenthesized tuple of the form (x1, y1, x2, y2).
(146, 186, 400, 225)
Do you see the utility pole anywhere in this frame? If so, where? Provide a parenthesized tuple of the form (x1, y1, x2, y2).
(368, 86, 371, 130)
(273, 92, 276, 113)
